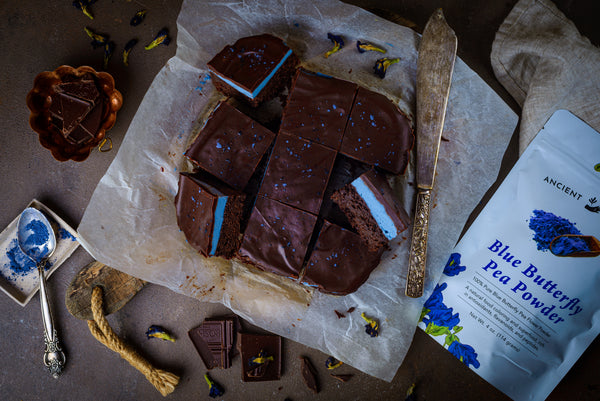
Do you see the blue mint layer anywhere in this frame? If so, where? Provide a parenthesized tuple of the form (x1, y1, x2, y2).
(351, 177, 398, 240)
(217, 49, 293, 99)
(209, 196, 228, 255)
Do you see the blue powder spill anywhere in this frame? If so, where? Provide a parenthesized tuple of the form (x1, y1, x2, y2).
(528, 209, 582, 252)
(58, 228, 76, 241)
(4, 239, 36, 276)
(551, 236, 590, 255)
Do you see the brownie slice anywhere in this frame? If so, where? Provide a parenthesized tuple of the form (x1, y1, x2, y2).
(259, 132, 337, 214)
(331, 169, 410, 251)
(207, 34, 299, 107)
(174, 173, 245, 258)
(319, 154, 371, 229)
(238, 196, 317, 279)
(300, 220, 384, 295)
(280, 68, 357, 149)
(185, 101, 276, 191)
(340, 87, 414, 174)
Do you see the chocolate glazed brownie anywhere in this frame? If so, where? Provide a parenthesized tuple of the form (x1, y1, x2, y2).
(177, 33, 415, 295)
(207, 34, 299, 107)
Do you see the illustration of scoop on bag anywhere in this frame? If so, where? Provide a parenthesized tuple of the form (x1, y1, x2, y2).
(549, 235, 600, 257)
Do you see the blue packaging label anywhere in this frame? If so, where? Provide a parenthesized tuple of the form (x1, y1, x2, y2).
(419, 110, 600, 401)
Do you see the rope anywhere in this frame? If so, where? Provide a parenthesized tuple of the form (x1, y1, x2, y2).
(87, 286, 180, 396)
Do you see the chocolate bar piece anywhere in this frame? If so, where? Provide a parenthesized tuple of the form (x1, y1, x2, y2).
(238, 333, 282, 382)
(188, 318, 236, 370)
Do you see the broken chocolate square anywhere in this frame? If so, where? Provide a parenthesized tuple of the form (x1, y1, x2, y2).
(238, 333, 282, 382)
(188, 317, 237, 370)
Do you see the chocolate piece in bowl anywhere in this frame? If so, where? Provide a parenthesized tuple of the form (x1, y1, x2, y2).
(184, 101, 276, 192)
(259, 132, 337, 215)
(174, 173, 246, 259)
(340, 86, 414, 175)
(280, 68, 357, 150)
(26, 65, 122, 162)
(300, 220, 384, 295)
(238, 196, 317, 279)
(331, 169, 410, 251)
(207, 33, 299, 107)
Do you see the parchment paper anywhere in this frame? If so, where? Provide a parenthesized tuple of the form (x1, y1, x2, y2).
(77, 0, 517, 381)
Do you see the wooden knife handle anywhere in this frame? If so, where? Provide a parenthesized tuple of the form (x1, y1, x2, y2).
(406, 190, 432, 298)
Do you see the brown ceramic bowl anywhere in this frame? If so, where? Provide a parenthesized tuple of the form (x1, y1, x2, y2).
(26, 65, 123, 162)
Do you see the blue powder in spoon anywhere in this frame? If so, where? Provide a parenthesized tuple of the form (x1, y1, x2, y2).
(23, 219, 50, 247)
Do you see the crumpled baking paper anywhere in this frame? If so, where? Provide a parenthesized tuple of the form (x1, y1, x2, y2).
(77, 0, 517, 381)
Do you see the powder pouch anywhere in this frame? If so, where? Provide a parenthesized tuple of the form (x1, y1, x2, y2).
(418, 109, 600, 401)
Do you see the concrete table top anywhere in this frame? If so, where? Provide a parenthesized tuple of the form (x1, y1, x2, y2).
(0, 0, 598, 399)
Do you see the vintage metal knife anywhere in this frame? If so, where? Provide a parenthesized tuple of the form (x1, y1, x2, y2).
(405, 9, 457, 298)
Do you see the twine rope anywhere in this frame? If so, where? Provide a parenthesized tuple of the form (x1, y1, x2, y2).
(87, 286, 179, 396)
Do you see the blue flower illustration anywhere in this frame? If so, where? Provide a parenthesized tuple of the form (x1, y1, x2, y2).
(448, 341, 480, 369)
(423, 306, 460, 331)
(424, 282, 447, 310)
(419, 271, 480, 370)
(443, 253, 466, 276)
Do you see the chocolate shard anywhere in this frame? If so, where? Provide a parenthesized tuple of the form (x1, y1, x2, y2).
(59, 92, 93, 135)
(300, 356, 319, 394)
(57, 79, 100, 104)
(79, 101, 103, 135)
(331, 373, 353, 382)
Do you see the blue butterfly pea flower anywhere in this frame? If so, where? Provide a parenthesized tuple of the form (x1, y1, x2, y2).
(448, 341, 480, 369)
(422, 305, 460, 330)
(443, 252, 466, 276)
(424, 282, 447, 310)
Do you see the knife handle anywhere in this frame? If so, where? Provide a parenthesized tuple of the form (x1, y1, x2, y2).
(406, 189, 432, 298)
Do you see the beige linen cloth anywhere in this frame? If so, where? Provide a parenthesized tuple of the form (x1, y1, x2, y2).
(491, 0, 600, 153)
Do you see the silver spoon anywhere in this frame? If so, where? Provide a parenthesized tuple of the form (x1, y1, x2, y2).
(17, 207, 66, 378)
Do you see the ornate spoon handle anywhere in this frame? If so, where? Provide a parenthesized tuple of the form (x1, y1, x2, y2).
(38, 261, 66, 378)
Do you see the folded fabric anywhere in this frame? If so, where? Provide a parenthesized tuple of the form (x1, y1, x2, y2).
(491, 0, 600, 154)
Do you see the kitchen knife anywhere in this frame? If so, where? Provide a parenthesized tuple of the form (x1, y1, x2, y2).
(406, 9, 457, 298)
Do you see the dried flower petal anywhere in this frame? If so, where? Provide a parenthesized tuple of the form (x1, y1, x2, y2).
(103, 41, 115, 70)
(84, 27, 108, 49)
(73, 0, 96, 20)
(145, 325, 176, 342)
(361, 312, 380, 337)
(249, 349, 274, 367)
(373, 57, 400, 79)
(204, 373, 225, 398)
(325, 356, 343, 370)
(123, 39, 138, 66)
(405, 383, 417, 401)
(130, 9, 147, 26)
(356, 40, 386, 54)
(145, 28, 171, 50)
(324, 32, 344, 58)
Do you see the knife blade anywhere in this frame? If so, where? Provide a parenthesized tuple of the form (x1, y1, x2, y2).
(405, 9, 457, 298)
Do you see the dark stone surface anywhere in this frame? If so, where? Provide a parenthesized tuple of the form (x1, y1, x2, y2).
(1, 0, 598, 400)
